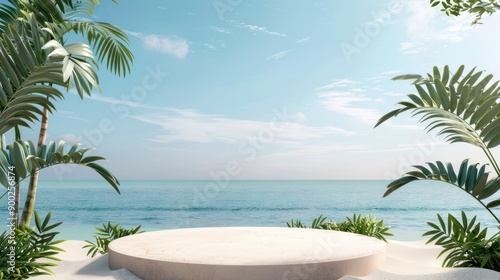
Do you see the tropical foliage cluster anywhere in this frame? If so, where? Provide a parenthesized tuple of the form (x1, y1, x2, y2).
(84, 222, 144, 257)
(430, 0, 500, 24)
(286, 214, 393, 242)
(424, 211, 500, 270)
(0, 212, 63, 279)
(0, 0, 133, 278)
(376, 64, 500, 270)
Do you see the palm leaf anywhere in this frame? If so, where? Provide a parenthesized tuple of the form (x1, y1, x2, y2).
(376, 65, 500, 178)
(384, 160, 499, 209)
(0, 23, 67, 135)
(377, 65, 500, 149)
(0, 140, 120, 194)
(44, 18, 133, 78)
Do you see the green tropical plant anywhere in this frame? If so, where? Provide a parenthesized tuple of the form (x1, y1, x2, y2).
(0, 140, 120, 226)
(0, 211, 64, 279)
(375, 65, 500, 218)
(424, 211, 500, 270)
(286, 214, 393, 242)
(0, 0, 133, 227)
(286, 218, 308, 228)
(430, 0, 500, 24)
(0, 140, 120, 191)
(375, 65, 500, 269)
(0, 21, 66, 135)
(83, 222, 144, 257)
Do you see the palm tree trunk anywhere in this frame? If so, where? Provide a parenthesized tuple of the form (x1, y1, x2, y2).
(20, 107, 48, 227)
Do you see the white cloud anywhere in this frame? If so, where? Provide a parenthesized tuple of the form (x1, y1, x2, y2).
(157, 6, 165, 10)
(229, 21, 286, 37)
(57, 110, 88, 122)
(128, 31, 189, 58)
(126, 30, 142, 37)
(132, 108, 354, 144)
(316, 79, 359, 90)
(142, 35, 189, 58)
(294, 112, 308, 123)
(88, 95, 154, 109)
(266, 50, 290, 60)
(296, 37, 310, 43)
(204, 43, 217, 50)
(56, 134, 84, 143)
(210, 26, 232, 34)
(203, 40, 227, 50)
(319, 91, 384, 125)
(369, 70, 403, 82)
(402, 1, 472, 54)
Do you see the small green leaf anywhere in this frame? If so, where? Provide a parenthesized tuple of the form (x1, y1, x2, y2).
(487, 199, 500, 208)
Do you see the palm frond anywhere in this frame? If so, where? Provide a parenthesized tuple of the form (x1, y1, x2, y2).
(42, 39, 99, 98)
(0, 26, 65, 135)
(63, 20, 133, 77)
(384, 160, 500, 211)
(376, 65, 500, 149)
(0, 140, 120, 193)
(0, 1, 19, 35)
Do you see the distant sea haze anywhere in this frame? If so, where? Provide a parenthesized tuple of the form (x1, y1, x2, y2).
(2, 180, 498, 241)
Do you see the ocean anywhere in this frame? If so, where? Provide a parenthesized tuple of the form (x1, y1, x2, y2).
(2, 180, 499, 241)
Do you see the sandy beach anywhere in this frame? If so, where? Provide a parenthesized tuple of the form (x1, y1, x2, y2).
(33, 238, 500, 280)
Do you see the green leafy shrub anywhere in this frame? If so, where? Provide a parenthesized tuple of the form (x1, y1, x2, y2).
(84, 222, 144, 257)
(287, 214, 393, 242)
(375, 65, 500, 270)
(424, 211, 500, 270)
(0, 211, 64, 279)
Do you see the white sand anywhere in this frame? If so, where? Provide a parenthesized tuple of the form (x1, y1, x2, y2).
(34, 239, 500, 280)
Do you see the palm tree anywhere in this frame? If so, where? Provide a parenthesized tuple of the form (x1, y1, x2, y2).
(375, 65, 500, 222)
(0, 0, 133, 227)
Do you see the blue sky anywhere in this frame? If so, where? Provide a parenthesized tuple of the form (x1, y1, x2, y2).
(13, 0, 500, 180)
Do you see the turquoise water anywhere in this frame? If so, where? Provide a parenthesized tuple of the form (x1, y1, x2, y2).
(1, 180, 499, 241)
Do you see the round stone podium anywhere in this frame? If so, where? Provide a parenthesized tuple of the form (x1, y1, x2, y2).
(108, 227, 386, 280)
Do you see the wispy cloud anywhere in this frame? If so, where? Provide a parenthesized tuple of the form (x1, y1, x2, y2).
(228, 21, 286, 37)
(296, 37, 310, 43)
(55, 134, 84, 143)
(319, 91, 383, 125)
(157, 6, 165, 10)
(88, 95, 154, 109)
(401, 1, 472, 54)
(128, 31, 189, 58)
(316, 78, 389, 125)
(57, 110, 88, 122)
(202, 40, 226, 50)
(266, 50, 290, 60)
(368, 70, 402, 83)
(210, 26, 232, 34)
(132, 108, 354, 144)
(142, 35, 189, 58)
(316, 79, 359, 90)
(204, 43, 217, 50)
